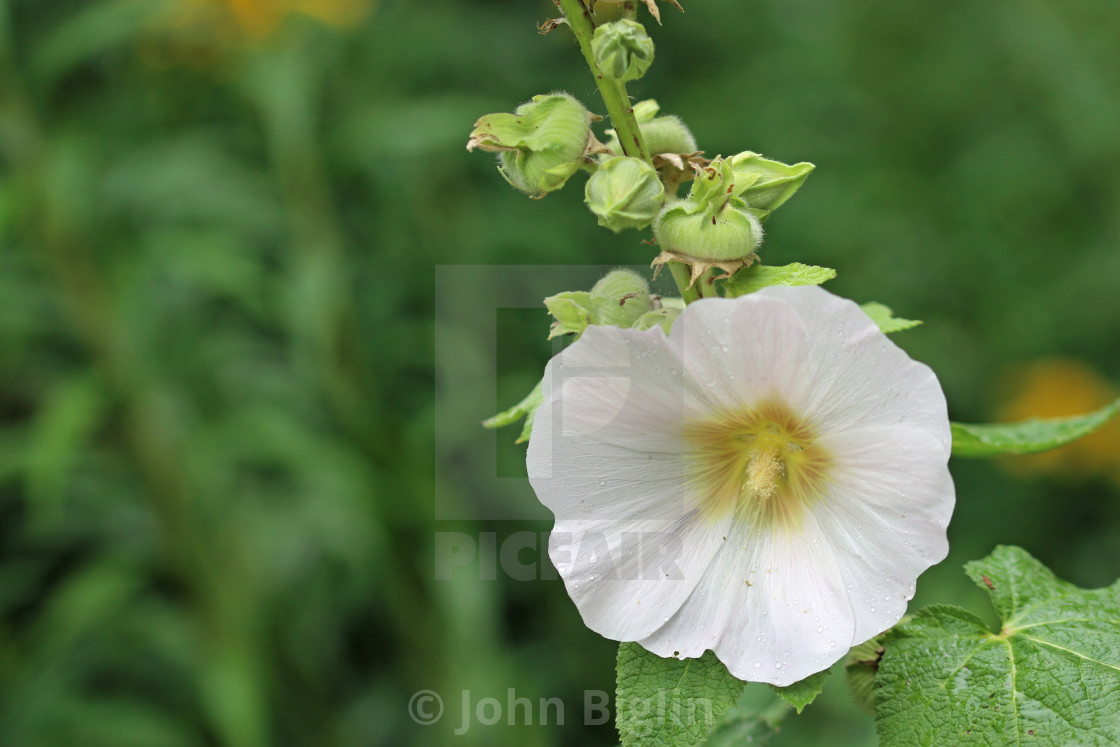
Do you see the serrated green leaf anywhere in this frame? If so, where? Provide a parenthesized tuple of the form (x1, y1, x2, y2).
(860, 302, 922, 333)
(722, 263, 836, 298)
(615, 643, 745, 747)
(876, 545, 1120, 747)
(482, 380, 542, 444)
(951, 397, 1120, 458)
(770, 668, 830, 714)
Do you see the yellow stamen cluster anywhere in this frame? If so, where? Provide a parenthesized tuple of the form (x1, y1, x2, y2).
(684, 398, 832, 532)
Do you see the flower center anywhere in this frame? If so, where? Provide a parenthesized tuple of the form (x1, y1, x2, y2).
(745, 439, 784, 501)
(684, 399, 832, 531)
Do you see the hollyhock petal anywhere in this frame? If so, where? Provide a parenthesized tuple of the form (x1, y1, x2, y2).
(672, 294, 810, 413)
(764, 287, 950, 446)
(528, 325, 733, 640)
(547, 514, 732, 641)
(532, 324, 714, 458)
(809, 425, 955, 641)
(638, 512, 854, 686)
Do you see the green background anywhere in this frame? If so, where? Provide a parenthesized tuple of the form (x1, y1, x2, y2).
(1, 0, 1118, 745)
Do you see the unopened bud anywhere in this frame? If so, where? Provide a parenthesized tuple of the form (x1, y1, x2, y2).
(467, 93, 593, 196)
(653, 199, 762, 264)
(651, 156, 764, 286)
(591, 269, 653, 328)
(592, 19, 655, 83)
(543, 269, 653, 338)
(584, 156, 665, 232)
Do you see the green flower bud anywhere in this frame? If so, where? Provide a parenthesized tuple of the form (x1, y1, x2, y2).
(651, 156, 764, 286)
(653, 199, 762, 264)
(584, 156, 665, 233)
(728, 151, 815, 217)
(591, 269, 652, 328)
(604, 100, 697, 157)
(592, 19, 655, 83)
(466, 93, 593, 196)
(543, 270, 653, 338)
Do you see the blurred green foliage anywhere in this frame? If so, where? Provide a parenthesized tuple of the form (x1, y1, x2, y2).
(0, 0, 1118, 745)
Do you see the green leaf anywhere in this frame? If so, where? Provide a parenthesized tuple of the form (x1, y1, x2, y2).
(950, 397, 1120, 458)
(481, 380, 543, 444)
(722, 263, 836, 298)
(615, 643, 745, 747)
(860, 302, 922, 333)
(876, 545, 1120, 747)
(844, 635, 886, 715)
(702, 693, 786, 747)
(770, 669, 830, 714)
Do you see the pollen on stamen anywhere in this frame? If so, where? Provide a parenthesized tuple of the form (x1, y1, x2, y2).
(746, 445, 784, 500)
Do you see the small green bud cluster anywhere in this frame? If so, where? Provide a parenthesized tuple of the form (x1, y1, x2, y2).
(464, 10, 817, 308)
(544, 269, 680, 338)
(591, 19, 655, 83)
(466, 93, 594, 197)
(584, 156, 665, 233)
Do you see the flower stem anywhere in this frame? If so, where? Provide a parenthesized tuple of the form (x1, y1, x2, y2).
(558, 0, 699, 303)
(669, 261, 702, 304)
(558, 0, 651, 165)
(696, 269, 722, 298)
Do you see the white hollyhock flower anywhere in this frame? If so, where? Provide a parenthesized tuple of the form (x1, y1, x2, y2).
(526, 285, 953, 686)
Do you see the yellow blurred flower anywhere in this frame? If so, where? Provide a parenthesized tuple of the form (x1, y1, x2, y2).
(142, 0, 374, 68)
(221, 0, 373, 37)
(997, 359, 1120, 481)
